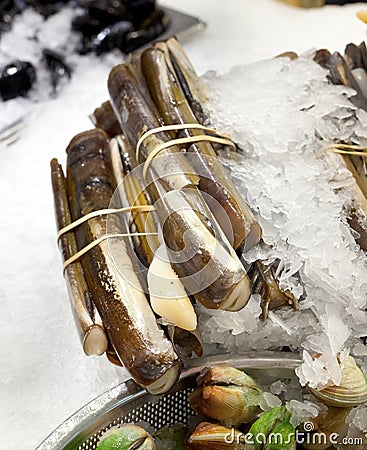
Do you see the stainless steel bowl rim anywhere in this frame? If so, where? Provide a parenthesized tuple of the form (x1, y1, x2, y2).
(35, 351, 302, 450)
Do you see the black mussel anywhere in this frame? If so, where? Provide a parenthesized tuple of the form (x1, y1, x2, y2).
(79, 0, 129, 25)
(72, 13, 103, 37)
(92, 20, 134, 54)
(125, 0, 156, 26)
(123, 9, 169, 53)
(0, 0, 15, 15)
(73, 0, 166, 54)
(42, 49, 72, 95)
(0, 0, 23, 32)
(24, 0, 70, 17)
(0, 60, 36, 101)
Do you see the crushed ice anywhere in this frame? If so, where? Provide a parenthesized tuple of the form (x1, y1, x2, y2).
(286, 399, 320, 427)
(198, 54, 367, 389)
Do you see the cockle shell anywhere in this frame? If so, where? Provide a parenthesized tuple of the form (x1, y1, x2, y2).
(189, 365, 264, 426)
(308, 356, 367, 408)
(186, 422, 246, 450)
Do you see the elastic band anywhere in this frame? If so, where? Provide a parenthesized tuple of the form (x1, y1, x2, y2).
(330, 148, 367, 157)
(135, 123, 236, 179)
(63, 232, 158, 273)
(135, 123, 220, 161)
(57, 205, 154, 241)
(143, 134, 235, 179)
(325, 143, 367, 157)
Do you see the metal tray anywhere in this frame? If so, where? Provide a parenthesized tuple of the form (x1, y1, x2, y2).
(159, 7, 206, 43)
(35, 352, 302, 450)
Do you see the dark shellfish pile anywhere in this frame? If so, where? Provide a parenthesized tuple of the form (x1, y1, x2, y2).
(73, 0, 169, 55)
(0, 0, 169, 101)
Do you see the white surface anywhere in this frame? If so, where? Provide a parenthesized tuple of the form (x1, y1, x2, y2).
(1, 0, 367, 449)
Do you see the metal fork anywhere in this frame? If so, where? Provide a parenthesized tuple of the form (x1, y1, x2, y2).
(0, 117, 25, 146)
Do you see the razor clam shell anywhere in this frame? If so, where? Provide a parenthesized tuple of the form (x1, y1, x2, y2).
(141, 44, 261, 251)
(167, 325, 203, 360)
(90, 100, 122, 138)
(109, 136, 198, 331)
(314, 50, 367, 110)
(108, 62, 251, 311)
(166, 37, 209, 125)
(51, 158, 108, 357)
(153, 184, 251, 310)
(108, 63, 199, 191)
(246, 260, 299, 320)
(66, 128, 180, 392)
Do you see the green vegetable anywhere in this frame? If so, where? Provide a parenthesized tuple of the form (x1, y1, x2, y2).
(247, 406, 296, 450)
(154, 423, 187, 450)
(96, 424, 155, 450)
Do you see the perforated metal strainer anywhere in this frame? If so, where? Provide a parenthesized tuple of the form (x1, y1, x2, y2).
(35, 352, 302, 450)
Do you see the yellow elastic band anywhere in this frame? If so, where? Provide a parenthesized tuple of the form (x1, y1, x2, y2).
(135, 123, 236, 179)
(63, 232, 158, 273)
(57, 205, 154, 241)
(135, 123, 220, 161)
(330, 149, 367, 157)
(143, 134, 235, 179)
(325, 143, 367, 158)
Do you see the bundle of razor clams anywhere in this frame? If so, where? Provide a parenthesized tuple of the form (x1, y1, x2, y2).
(51, 38, 308, 393)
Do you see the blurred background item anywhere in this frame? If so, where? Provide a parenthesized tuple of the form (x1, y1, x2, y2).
(281, 0, 366, 7)
(0, 0, 204, 104)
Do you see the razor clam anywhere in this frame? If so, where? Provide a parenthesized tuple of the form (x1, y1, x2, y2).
(112, 134, 159, 268)
(342, 154, 367, 251)
(315, 44, 367, 250)
(276, 51, 299, 60)
(344, 43, 367, 100)
(186, 422, 246, 450)
(96, 424, 155, 450)
(106, 343, 123, 367)
(153, 185, 251, 311)
(314, 50, 367, 110)
(90, 100, 122, 138)
(166, 325, 203, 359)
(66, 128, 180, 393)
(312, 48, 367, 250)
(245, 260, 299, 320)
(141, 43, 261, 251)
(108, 63, 251, 311)
(358, 41, 367, 73)
(108, 62, 199, 189)
(166, 37, 208, 125)
(307, 355, 367, 408)
(108, 135, 198, 332)
(148, 242, 198, 331)
(108, 135, 203, 358)
(51, 159, 108, 357)
(189, 365, 264, 427)
(166, 39, 263, 251)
